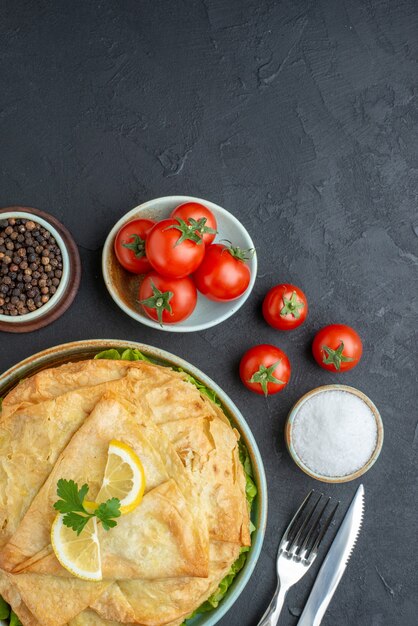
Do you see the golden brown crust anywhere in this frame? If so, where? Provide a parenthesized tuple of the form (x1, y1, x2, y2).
(91, 542, 240, 626)
(8, 573, 111, 626)
(1, 396, 209, 580)
(0, 571, 42, 626)
(1, 360, 173, 418)
(161, 416, 250, 545)
(0, 359, 251, 626)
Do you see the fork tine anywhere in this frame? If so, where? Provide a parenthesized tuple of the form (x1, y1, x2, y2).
(308, 501, 340, 557)
(282, 490, 314, 544)
(298, 495, 331, 554)
(259, 491, 339, 625)
(288, 493, 323, 551)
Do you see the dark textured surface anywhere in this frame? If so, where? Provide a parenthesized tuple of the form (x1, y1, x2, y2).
(1, 1, 417, 624)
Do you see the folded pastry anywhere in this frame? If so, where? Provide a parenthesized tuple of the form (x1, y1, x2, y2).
(0, 377, 135, 548)
(0, 358, 252, 626)
(0, 359, 175, 418)
(1, 361, 249, 546)
(1, 394, 208, 579)
(91, 540, 240, 625)
(0, 360, 175, 419)
(161, 416, 250, 545)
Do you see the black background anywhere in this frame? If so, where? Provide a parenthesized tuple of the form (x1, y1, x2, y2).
(1, 1, 418, 625)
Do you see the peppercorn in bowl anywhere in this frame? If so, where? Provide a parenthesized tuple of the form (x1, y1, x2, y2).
(0, 208, 81, 332)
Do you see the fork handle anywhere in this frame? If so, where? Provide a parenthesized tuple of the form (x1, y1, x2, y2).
(257, 582, 288, 626)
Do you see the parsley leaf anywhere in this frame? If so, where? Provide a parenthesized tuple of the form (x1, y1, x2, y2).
(95, 498, 121, 531)
(54, 479, 89, 514)
(54, 479, 121, 536)
(62, 511, 92, 535)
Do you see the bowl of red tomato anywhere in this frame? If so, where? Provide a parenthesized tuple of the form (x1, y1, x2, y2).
(102, 196, 257, 332)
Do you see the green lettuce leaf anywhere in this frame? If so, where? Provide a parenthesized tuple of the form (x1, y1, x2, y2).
(181, 372, 222, 407)
(9, 611, 22, 626)
(185, 547, 249, 621)
(181, 448, 256, 624)
(93, 348, 257, 624)
(180, 419, 257, 623)
(239, 440, 257, 509)
(94, 348, 151, 362)
(94, 348, 220, 405)
(0, 595, 10, 620)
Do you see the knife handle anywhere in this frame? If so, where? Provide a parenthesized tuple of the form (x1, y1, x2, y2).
(257, 583, 288, 626)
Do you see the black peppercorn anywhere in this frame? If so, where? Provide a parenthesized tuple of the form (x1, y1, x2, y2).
(0, 217, 63, 317)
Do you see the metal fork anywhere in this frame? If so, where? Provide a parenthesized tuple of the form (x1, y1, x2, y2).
(257, 491, 339, 626)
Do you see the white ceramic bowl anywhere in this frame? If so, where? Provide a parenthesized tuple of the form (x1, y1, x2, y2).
(0, 211, 70, 324)
(102, 196, 257, 332)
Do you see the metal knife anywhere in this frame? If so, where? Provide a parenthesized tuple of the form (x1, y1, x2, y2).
(297, 483, 365, 626)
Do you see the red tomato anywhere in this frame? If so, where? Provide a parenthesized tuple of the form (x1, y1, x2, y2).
(114, 218, 155, 274)
(239, 344, 291, 396)
(171, 202, 217, 245)
(312, 324, 363, 372)
(138, 272, 197, 325)
(193, 243, 252, 301)
(262, 284, 308, 330)
(146, 218, 205, 278)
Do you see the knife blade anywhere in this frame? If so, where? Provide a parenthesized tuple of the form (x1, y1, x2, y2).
(297, 483, 365, 626)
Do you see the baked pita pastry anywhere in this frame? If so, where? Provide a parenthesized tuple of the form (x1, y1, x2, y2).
(0, 358, 252, 626)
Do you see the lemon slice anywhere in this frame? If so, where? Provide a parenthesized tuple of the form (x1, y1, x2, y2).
(83, 500, 99, 515)
(95, 440, 145, 514)
(51, 514, 102, 581)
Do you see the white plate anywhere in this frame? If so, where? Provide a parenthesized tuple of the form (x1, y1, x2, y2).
(102, 196, 257, 332)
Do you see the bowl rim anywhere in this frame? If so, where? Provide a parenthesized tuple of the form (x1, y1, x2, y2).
(101, 195, 258, 333)
(285, 384, 384, 484)
(0, 338, 268, 626)
(0, 210, 70, 323)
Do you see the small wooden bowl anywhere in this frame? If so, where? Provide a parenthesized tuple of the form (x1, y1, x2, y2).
(285, 384, 384, 483)
(0, 207, 81, 333)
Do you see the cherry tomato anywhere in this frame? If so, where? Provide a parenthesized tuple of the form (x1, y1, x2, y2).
(312, 324, 362, 372)
(262, 284, 308, 330)
(146, 218, 205, 278)
(114, 218, 155, 274)
(193, 243, 252, 301)
(171, 202, 217, 245)
(239, 344, 291, 396)
(138, 272, 197, 325)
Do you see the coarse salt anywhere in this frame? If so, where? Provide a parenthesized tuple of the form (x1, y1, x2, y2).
(292, 390, 378, 477)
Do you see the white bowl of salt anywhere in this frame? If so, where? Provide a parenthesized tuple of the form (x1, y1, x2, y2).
(285, 385, 384, 483)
